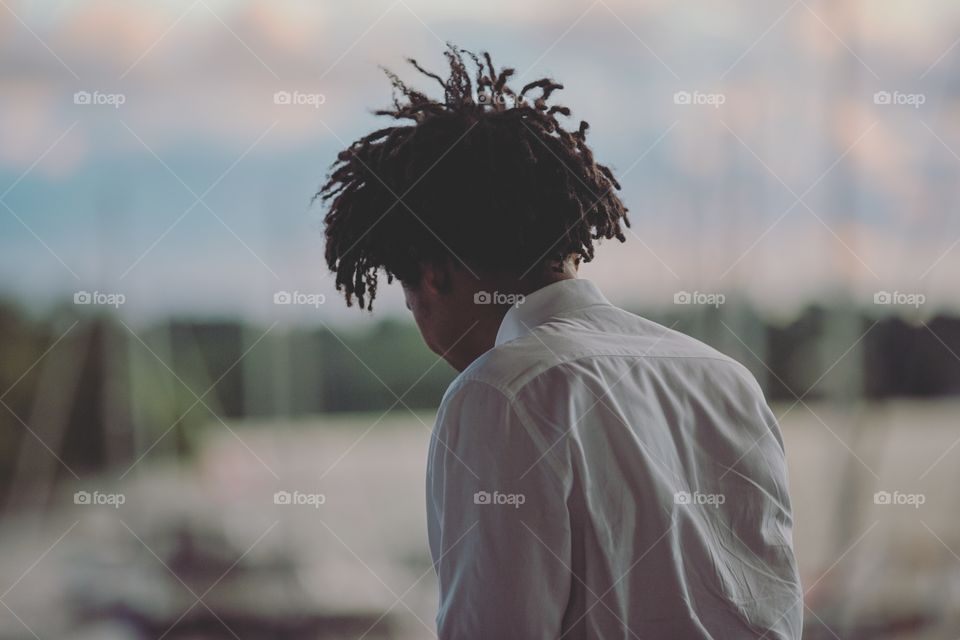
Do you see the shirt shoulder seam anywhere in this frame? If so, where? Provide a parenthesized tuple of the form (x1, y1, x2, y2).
(461, 350, 748, 397)
(446, 374, 517, 403)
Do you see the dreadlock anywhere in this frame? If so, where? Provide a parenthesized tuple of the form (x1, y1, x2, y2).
(318, 43, 629, 310)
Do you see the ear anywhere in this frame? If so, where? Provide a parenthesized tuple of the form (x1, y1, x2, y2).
(421, 261, 453, 296)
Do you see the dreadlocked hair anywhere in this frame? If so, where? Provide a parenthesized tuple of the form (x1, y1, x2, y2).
(318, 43, 629, 310)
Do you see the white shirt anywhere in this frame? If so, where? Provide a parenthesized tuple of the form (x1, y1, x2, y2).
(426, 279, 802, 639)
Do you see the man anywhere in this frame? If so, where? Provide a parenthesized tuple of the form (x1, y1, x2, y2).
(319, 45, 802, 639)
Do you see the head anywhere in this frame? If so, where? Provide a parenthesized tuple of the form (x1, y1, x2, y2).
(318, 44, 629, 370)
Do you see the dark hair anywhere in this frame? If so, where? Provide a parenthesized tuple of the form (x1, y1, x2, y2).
(317, 44, 629, 310)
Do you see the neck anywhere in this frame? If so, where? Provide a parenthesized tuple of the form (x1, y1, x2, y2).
(446, 267, 577, 371)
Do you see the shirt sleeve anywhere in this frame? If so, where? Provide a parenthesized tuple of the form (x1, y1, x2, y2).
(427, 378, 572, 639)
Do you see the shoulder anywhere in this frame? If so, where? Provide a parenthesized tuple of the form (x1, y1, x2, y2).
(446, 307, 757, 402)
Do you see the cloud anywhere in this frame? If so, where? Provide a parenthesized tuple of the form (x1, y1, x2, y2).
(2, 0, 959, 316)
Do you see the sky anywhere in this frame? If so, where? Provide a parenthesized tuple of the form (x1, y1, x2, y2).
(2, 0, 960, 325)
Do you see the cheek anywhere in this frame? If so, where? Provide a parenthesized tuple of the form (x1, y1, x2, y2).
(414, 310, 441, 354)
(404, 290, 433, 339)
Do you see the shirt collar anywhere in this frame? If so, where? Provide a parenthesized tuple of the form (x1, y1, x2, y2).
(495, 278, 611, 347)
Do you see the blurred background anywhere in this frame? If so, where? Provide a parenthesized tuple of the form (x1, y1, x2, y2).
(2, 0, 960, 638)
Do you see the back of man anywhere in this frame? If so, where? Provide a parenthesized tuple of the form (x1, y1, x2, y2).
(317, 45, 802, 638)
(427, 279, 802, 638)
